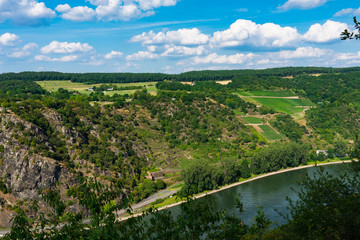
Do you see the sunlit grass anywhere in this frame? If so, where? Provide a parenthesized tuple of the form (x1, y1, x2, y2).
(36, 80, 157, 95)
(238, 90, 296, 97)
(243, 116, 263, 124)
(259, 125, 284, 140)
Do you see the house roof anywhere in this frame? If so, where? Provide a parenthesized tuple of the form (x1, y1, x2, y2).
(150, 171, 164, 179)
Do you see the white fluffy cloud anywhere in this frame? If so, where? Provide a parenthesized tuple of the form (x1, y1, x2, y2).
(41, 41, 93, 54)
(161, 45, 206, 57)
(55, 4, 95, 22)
(192, 53, 256, 65)
(126, 51, 159, 61)
(277, 47, 330, 59)
(0, 33, 20, 46)
(56, 0, 179, 22)
(104, 50, 123, 59)
(0, 0, 55, 26)
(7, 42, 38, 58)
(94, 1, 142, 21)
(278, 0, 327, 11)
(334, 7, 360, 17)
(211, 19, 301, 48)
(335, 51, 360, 61)
(23, 42, 38, 51)
(130, 29, 210, 58)
(303, 20, 348, 43)
(35, 54, 78, 62)
(131, 28, 210, 46)
(136, 0, 177, 11)
(124, 18, 353, 69)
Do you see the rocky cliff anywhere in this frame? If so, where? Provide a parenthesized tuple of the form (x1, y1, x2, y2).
(0, 112, 76, 227)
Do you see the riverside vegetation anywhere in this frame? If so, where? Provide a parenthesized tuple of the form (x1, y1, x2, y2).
(0, 67, 360, 239)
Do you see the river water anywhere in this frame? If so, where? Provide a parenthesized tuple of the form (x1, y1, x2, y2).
(168, 163, 350, 226)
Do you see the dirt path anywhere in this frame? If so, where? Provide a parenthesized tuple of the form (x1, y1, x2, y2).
(248, 124, 263, 133)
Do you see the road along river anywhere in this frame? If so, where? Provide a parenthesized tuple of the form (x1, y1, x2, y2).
(165, 162, 351, 225)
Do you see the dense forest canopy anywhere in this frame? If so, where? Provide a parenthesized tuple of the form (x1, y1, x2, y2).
(2, 66, 360, 84)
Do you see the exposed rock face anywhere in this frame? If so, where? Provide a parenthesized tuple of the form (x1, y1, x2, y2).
(0, 148, 67, 227)
(0, 106, 153, 227)
(0, 211, 14, 228)
(43, 109, 84, 144)
(0, 112, 74, 227)
(1, 149, 61, 200)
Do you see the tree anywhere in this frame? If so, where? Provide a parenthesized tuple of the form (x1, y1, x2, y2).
(239, 160, 251, 179)
(279, 167, 360, 240)
(341, 17, 360, 40)
(333, 138, 348, 157)
(5, 176, 132, 240)
(221, 157, 241, 184)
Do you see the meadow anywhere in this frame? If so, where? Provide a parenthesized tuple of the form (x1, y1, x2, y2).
(258, 125, 284, 141)
(36, 81, 157, 95)
(252, 98, 313, 114)
(238, 90, 296, 97)
(243, 116, 263, 124)
(236, 90, 313, 114)
(233, 109, 246, 115)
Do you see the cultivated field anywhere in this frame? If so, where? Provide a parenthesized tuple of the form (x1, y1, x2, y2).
(36, 81, 158, 95)
(237, 89, 313, 141)
(180, 80, 232, 85)
(243, 116, 263, 124)
(258, 125, 284, 140)
(233, 109, 246, 115)
(253, 98, 313, 114)
(238, 90, 295, 97)
(215, 80, 232, 85)
(237, 90, 313, 114)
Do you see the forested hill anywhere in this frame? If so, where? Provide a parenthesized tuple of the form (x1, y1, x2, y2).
(2, 66, 360, 84)
(1, 67, 360, 237)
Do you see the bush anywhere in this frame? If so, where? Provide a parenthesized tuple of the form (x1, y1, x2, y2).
(155, 179, 166, 190)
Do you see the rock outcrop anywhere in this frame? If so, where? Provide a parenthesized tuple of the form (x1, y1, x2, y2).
(0, 112, 74, 227)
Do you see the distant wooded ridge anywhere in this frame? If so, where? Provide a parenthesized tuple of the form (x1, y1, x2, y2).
(2, 66, 360, 84)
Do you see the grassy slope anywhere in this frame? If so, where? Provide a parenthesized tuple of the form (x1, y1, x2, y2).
(259, 125, 284, 140)
(252, 98, 313, 114)
(36, 81, 157, 95)
(238, 90, 296, 97)
(243, 116, 263, 124)
(237, 90, 313, 140)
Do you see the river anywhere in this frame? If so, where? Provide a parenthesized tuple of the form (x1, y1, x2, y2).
(167, 163, 350, 226)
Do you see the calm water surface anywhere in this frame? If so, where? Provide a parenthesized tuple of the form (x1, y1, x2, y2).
(168, 163, 349, 225)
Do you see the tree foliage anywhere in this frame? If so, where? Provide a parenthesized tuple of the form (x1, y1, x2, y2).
(279, 167, 360, 240)
(252, 142, 310, 174)
(341, 16, 360, 40)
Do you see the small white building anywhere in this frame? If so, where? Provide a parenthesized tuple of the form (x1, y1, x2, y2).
(316, 150, 328, 156)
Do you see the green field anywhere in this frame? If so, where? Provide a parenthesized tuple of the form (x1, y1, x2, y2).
(233, 109, 246, 115)
(252, 98, 313, 114)
(249, 126, 268, 143)
(238, 90, 296, 97)
(243, 116, 263, 124)
(259, 125, 284, 140)
(36, 81, 158, 95)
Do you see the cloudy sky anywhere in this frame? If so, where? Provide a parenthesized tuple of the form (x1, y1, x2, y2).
(0, 0, 360, 73)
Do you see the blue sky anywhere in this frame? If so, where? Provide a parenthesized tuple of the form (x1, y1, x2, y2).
(1, 0, 360, 73)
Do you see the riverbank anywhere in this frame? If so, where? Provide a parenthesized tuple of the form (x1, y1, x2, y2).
(118, 160, 353, 221)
